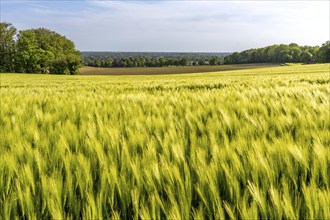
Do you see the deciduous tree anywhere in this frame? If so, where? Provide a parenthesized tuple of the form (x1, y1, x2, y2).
(0, 22, 17, 72)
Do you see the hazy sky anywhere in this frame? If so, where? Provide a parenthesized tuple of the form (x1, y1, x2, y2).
(1, 0, 329, 52)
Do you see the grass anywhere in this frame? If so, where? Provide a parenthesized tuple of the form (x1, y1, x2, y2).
(0, 64, 329, 219)
(78, 63, 279, 75)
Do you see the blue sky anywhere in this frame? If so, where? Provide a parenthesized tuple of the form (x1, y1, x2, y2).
(1, 0, 329, 52)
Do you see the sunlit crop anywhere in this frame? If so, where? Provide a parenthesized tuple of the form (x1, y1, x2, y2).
(1, 64, 329, 219)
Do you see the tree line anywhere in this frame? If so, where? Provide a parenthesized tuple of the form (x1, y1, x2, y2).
(84, 56, 223, 68)
(0, 22, 82, 74)
(224, 42, 329, 64)
(1, 22, 329, 74)
(83, 42, 329, 68)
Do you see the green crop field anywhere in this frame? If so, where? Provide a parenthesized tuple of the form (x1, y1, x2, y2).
(0, 64, 329, 219)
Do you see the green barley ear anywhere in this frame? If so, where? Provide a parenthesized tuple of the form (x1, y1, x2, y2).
(192, 206, 205, 220)
(269, 185, 283, 219)
(110, 211, 121, 220)
(223, 201, 236, 220)
(247, 181, 266, 218)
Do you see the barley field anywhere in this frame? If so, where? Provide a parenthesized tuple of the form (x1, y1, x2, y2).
(0, 64, 329, 219)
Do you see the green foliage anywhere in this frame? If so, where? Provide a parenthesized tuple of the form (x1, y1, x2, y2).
(1, 64, 329, 219)
(0, 22, 82, 74)
(84, 55, 223, 68)
(224, 43, 323, 64)
(16, 30, 42, 73)
(316, 41, 330, 63)
(0, 22, 17, 72)
(209, 56, 222, 65)
(16, 28, 82, 74)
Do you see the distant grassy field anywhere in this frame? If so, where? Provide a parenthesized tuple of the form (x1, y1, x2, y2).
(79, 63, 280, 75)
(1, 64, 329, 219)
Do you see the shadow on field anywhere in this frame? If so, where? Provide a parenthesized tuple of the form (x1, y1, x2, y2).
(78, 63, 280, 75)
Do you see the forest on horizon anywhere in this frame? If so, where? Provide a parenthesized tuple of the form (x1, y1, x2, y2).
(1, 22, 329, 74)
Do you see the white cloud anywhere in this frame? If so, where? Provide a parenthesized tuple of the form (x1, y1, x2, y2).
(1, 0, 329, 51)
